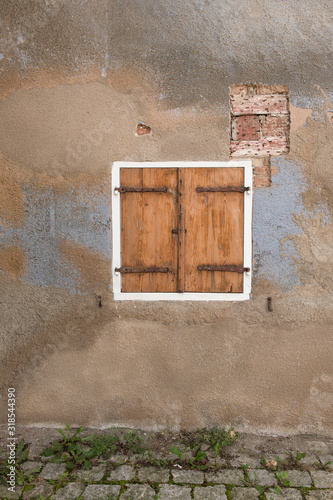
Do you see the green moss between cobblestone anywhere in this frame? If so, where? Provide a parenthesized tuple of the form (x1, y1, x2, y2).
(225, 488, 232, 500)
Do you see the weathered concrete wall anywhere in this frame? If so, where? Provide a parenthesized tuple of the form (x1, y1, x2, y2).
(1, 0, 333, 435)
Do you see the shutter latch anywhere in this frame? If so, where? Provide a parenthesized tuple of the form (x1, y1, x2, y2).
(198, 265, 250, 273)
(115, 186, 167, 193)
(196, 186, 250, 193)
(115, 267, 169, 274)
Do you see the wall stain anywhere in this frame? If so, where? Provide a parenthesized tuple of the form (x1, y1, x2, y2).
(0, 245, 25, 279)
(59, 238, 111, 295)
(0, 152, 25, 228)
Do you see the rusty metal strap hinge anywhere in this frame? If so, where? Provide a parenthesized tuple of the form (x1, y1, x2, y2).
(115, 186, 167, 193)
(198, 265, 250, 273)
(196, 186, 250, 193)
(115, 267, 169, 274)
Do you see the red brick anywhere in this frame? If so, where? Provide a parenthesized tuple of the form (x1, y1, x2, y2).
(231, 115, 260, 141)
(230, 94, 289, 115)
(254, 166, 269, 176)
(136, 123, 151, 135)
(230, 137, 289, 157)
(261, 115, 289, 137)
(254, 176, 271, 187)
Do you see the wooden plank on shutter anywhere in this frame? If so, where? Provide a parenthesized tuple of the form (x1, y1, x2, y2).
(177, 168, 186, 292)
(120, 168, 178, 292)
(184, 167, 244, 293)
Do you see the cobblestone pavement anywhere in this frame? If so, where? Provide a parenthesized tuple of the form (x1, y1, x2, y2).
(0, 427, 333, 499)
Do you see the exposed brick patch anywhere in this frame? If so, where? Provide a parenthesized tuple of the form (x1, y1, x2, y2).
(252, 157, 271, 188)
(230, 84, 290, 159)
(231, 115, 260, 141)
(260, 115, 290, 137)
(230, 137, 289, 157)
(230, 94, 289, 116)
(136, 121, 151, 135)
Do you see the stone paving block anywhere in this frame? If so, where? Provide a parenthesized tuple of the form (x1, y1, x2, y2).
(230, 487, 260, 499)
(0, 485, 23, 500)
(27, 444, 46, 459)
(319, 455, 333, 470)
(284, 470, 312, 486)
(22, 482, 53, 500)
(206, 453, 228, 467)
(305, 441, 330, 453)
(53, 482, 85, 499)
(82, 484, 121, 500)
(138, 466, 170, 482)
(311, 471, 333, 488)
(172, 469, 204, 484)
(158, 484, 192, 499)
(39, 462, 67, 479)
(306, 491, 333, 499)
(121, 484, 156, 499)
(206, 469, 244, 485)
(21, 460, 42, 473)
(266, 488, 302, 499)
(249, 469, 276, 486)
(75, 463, 106, 482)
(108, 464, 135, 481)
(109, 453, 130, 464)
(194, 485, 227, 499)
(297, 454, 320, 467)
(229, 455, 262, 468)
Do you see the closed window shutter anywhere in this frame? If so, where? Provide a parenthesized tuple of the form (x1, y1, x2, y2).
(120, 168, 178, 292)
(118, 166, 246, 294)
(184, 167, 244, 293)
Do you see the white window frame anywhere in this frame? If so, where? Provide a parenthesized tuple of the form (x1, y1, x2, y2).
(112, 161, 252, 301)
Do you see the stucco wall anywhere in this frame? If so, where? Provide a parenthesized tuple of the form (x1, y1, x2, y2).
(1, 0, 333, 435)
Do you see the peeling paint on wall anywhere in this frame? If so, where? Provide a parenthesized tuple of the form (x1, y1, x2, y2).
(253, 157, 331, 290)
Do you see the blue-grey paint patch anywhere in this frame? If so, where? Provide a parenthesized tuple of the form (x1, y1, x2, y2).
(253, 158, 331, 290)
(0, 54, 4, 61)
(0, 182, 112, 294)
(289, 92, 326, 121)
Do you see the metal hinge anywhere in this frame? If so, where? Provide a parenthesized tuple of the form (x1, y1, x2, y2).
(115, 267, 169, 274)
(198, 265, 250, 273)
(115, 186, 167, 193)
(196, 186, 250, 193)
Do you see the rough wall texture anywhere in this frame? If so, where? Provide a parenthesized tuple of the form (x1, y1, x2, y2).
(0, 0, 332, 436)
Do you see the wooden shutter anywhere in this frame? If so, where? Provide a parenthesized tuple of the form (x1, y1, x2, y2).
(183, 167, 244, 293)
(118, 166, 246, 294)
(120, 168, 178, 292)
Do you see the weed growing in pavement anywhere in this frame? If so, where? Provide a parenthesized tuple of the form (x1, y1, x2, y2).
(39, 424, 240, 474)
(167, 427, 238, 470)
(122, 430, 144, 454)
(41, 424, 90, 470)
(170, 445, 190, 461)
(284, 450, 306, 467)
(49, 471, 70, 491)
(315, 458, 333, 470)
(242, 469, 266, 496)
(182, 427, 238, 450)
(189, 444, 209, 470)
(42, 424, 122, 470)
(143, 450, 169, 468)
(0, 438, 29, 486)
(274, 470, 294, 493)
(82, 433, 119, 458)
